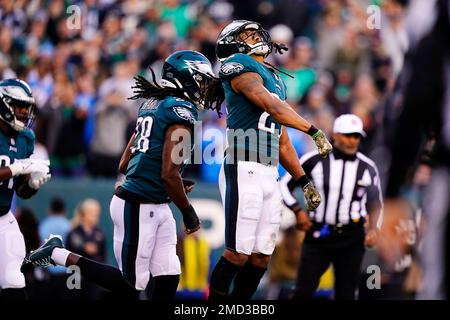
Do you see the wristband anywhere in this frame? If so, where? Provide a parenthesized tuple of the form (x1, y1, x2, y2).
(307, 125, 319, 137)
(296, 175, 310, 189)
(180, 204, 196, 216)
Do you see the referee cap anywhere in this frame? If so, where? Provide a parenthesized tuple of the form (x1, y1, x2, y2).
(333, 114, 366, 137)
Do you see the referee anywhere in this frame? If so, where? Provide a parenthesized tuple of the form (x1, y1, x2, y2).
(280, 114, 383, 299)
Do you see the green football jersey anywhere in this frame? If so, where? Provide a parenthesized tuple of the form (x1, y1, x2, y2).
(121, 96, 198, 204)
(0, 128, 35, 212)
(219, 53, 287, 166)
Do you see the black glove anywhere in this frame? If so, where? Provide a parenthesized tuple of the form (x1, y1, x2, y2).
(181, 204, 200, 234)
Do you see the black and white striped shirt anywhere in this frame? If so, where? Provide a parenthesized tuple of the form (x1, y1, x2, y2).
(280, 149, 383, 226)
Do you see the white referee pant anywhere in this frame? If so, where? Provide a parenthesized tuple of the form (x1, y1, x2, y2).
(218, 160, 283, 256)
(109, 195, 181, 291)
(0, 212, 26, 289)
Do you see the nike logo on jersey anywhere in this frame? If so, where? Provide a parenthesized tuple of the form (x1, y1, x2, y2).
(9, 220, 14, 224)
(9, 146, 17, 152)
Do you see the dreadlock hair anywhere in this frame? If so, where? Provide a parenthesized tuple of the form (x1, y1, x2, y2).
(129, 67, 225, 118)
(128, 67, 186, 101)
(204, 77, 225, 118)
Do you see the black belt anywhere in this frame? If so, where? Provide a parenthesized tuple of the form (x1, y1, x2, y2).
(322, 219, 365, 233)
(114, 186, 169, 205)
(305, 218, 365, 242)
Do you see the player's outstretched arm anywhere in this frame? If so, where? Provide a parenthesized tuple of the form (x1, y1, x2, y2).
(161, 124, 200, 234)
(279, 127, 321, 211)
(231, 72, 312, 132)
(230, 72, 332, 157)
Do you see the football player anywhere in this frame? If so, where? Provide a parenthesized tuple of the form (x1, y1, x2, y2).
(0, 79, 50, 300)
(21, 51, 222, 300)
(207, 20, 333, 301)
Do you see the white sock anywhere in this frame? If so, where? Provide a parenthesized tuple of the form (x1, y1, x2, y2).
(51, 248, 71, 266)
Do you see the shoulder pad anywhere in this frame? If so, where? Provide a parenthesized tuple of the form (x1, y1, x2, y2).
(161, 96, 195, 109)
(163, 97, 198, 125)
(219, 54, 259, 78)
(19, 128, 36, 142)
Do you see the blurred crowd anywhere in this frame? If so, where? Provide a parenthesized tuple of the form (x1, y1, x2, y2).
(1, 0, 408, 179)
(2, 0, 433, 300)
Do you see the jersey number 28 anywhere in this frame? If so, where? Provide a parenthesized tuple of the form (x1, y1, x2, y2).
(132, 116, 154, 153)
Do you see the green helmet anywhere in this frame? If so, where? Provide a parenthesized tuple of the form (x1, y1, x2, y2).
(0, 78, 36, 131)
(160, 50, 216, 109)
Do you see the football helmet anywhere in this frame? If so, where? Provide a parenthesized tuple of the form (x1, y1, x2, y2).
(160, 50, 216, 109)
(0, 78, 36, 131)
(216, 20, 273, 62)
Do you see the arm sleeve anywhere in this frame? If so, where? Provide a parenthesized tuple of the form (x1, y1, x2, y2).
(366, 164, 384, 229)
(367, 166, 383, 211)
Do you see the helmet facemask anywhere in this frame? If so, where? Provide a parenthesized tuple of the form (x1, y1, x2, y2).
(216, 20, 276, 61)
(237, 28, 273, 58)
(0, 91, 36, 132)
(190, 72, 215, 110)
(11, 100, 36, 131)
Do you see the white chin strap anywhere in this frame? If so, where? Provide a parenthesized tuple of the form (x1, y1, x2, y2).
(160, 79, 177, 89)
(12, 119, 26, 131)
(2, 118, 26, 131)
(247, 42, 270, 57)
